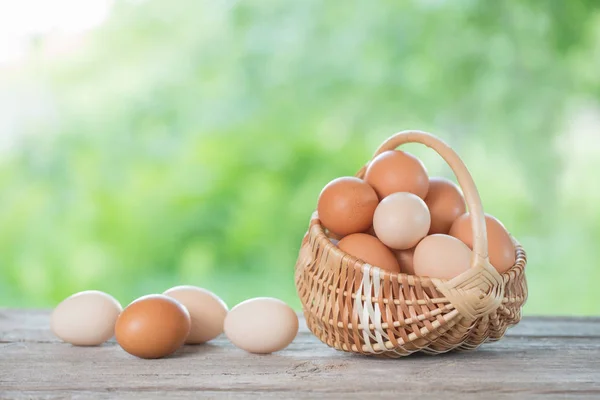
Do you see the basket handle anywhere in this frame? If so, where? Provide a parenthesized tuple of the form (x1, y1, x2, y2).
(358, 130, 488, 270)
(358, 130, 505, 319)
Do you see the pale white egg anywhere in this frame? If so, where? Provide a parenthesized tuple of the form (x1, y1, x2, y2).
(224, 297, 298, 354)
(51, 290, 122, 346)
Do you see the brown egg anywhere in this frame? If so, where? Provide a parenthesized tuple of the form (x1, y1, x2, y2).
(413, 234, 472, 280)
(395, 248, 415, 275)
(317, 177, 379, 236)
(449, 213, 516, 273)
(424, 177, 467, 234)
(115, 294, 191, 359)
(327, 230, 345, 241)
(364, 150, 429, 199)
(373, 192, 431, 250)
(338, 233, 400, 273)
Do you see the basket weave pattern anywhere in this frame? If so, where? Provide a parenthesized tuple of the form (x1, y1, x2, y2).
(294, 131, 528, 357)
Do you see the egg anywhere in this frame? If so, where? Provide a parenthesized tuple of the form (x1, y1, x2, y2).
(338, 233, 400, 273)
(317, 177, 379, 236)
(424, 177, 466, 234)
(413, 234, 472, 280)
(365, 225, 377, 236)
(364, 150, 429, 199)
(373, 192, 431, 250)
(449, 213, 516, 273)
(224, 297, 298, 354)
(395, 248, 415, 275)
(51, 290, 122, 346)
(115, 294, 191, 359)
(163, 286, 228, 344)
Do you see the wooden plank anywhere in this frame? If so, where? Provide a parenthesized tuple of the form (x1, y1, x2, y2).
(1, 337, 599, 399)
(1, 310, 599, 399)
(509, 316, 600, 338)
(1, 309, 600, 343)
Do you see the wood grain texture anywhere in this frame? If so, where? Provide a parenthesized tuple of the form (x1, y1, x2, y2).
(1, 309, 599, 399)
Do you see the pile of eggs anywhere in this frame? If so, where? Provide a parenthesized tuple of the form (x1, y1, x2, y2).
(51, 287, 298, 359)
(318, 149, 516, 279)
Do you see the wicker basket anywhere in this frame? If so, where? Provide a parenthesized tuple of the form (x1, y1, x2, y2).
(295, 131, 528, 357)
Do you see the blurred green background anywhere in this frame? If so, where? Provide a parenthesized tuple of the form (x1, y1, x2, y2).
(1, 0, 599, 315)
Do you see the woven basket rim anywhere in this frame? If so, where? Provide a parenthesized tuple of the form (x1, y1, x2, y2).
(308, 212, 527, 286)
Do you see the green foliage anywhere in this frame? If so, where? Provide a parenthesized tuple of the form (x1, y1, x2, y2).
(1, 0, 599, 314)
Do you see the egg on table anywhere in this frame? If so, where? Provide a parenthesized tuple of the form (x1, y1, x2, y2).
(424, 177, 466, 234)
(115, 294, 191, 359)
(413, 234, 472, 280)
(373, 192, 431, 250)
(51, 290, 122, 346)
(338, 233, 400, 273)
(449, 213, 516, 273)
(224, 297, 298, 354)
(364, 150, 430, 199)
(164, 286, 228, 344)
(317, 177, 379, 236)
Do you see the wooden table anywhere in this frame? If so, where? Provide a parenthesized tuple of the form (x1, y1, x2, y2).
(1, 310, 599, 399)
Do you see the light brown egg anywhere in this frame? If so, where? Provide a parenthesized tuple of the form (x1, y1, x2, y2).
(115, 294, 191, 359)
(373, 192, 431, 250)
(394, 248, 415, 275)
(424, 177, 466, 234)
(317, 177, 379, 236)
(449, 213, 516, 273)
(338, 233, 400, 273)
(224, 297, 298, 354)
(364, 150, 429, 199)
(163, 286, 228, 344)
(413, 234, 472, 280)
